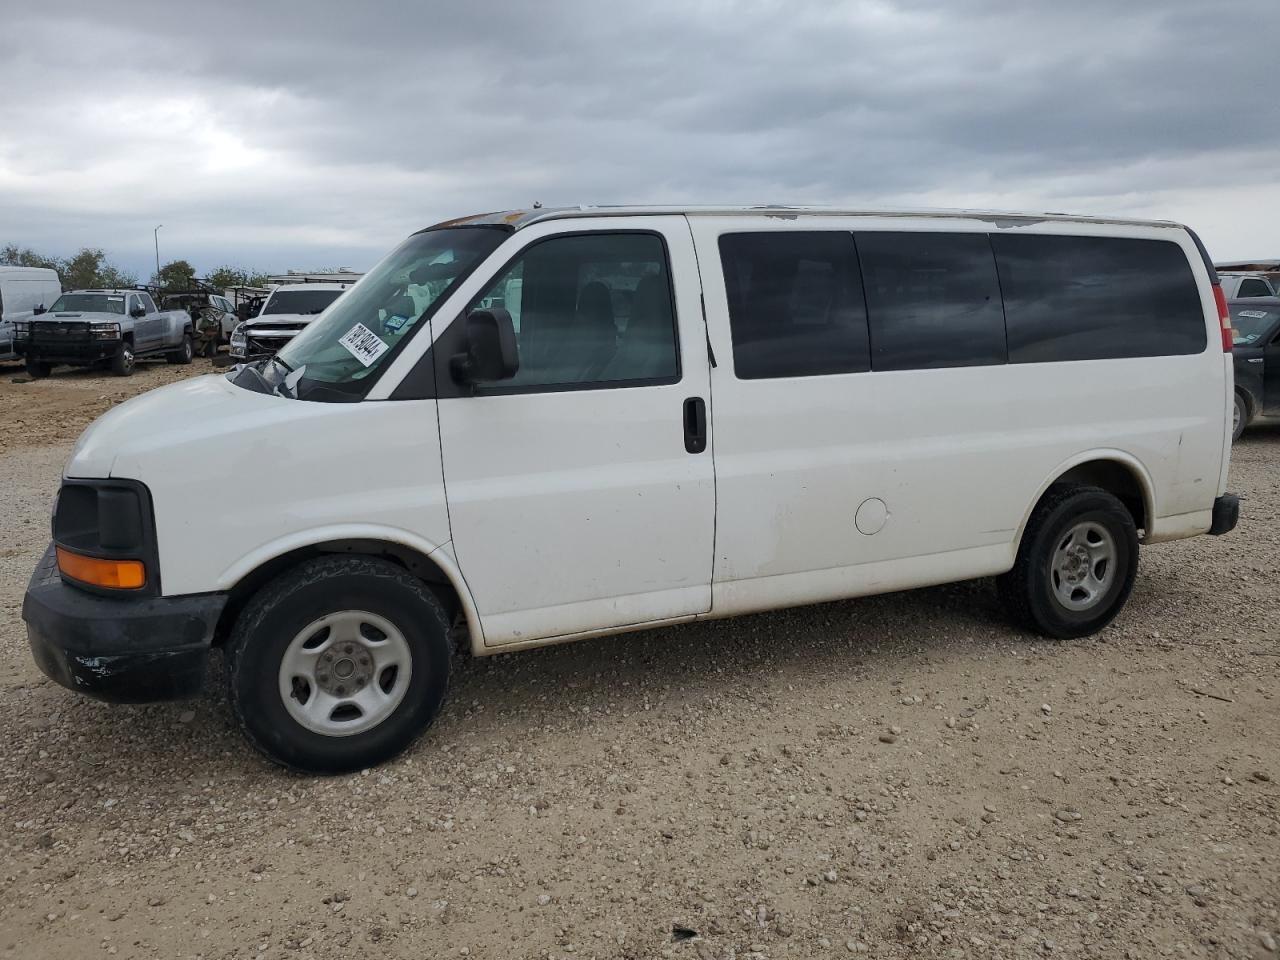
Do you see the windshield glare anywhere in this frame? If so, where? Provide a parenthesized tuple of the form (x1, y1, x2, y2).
(272, 228, 506, 400)
(262, 289, 345, 316)
(1231, 306, 1279, 345)
(50, 294, 126, 315)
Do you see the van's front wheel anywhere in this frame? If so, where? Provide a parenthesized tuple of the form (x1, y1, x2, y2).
(999, 484, 1138, 639)
(226, 556, 451, 773)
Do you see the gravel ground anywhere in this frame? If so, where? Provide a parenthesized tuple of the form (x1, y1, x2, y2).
(1, 361, 1277, 960)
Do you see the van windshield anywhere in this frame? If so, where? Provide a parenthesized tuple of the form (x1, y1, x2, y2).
(50, 294, 126, 314)
(270, 227, 506, 401)
(261, 289, 345, 316)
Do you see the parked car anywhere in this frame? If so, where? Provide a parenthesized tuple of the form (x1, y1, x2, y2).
(1219, 273, 1276, 298)
(23, 205, 1239, 772)
(229, 282, 351, 361)
(14, 288, 194, 377)
(1230, 296, 1280, 439)
(0, 265, 61, 361)
(162, 289, 239, 356)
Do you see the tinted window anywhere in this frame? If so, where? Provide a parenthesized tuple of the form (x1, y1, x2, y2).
(472, 232, 679, 390)
(856, 232, 1006, 371)
(719, 232, 869, 379)
(263, 289, 344, 315)
(1237, 278, 1271, 298)
(140, 293, 157, 313)
(1230, 304, 1280, 346)
(992, 234, 1206, 362)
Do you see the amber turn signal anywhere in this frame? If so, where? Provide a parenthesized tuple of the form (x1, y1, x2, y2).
(56, 547, 145, 590)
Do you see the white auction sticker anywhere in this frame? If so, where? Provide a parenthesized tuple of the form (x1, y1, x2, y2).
(337, 323, 389, 367)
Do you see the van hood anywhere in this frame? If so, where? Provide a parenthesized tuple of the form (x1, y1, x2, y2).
(66, 373, 313, 479)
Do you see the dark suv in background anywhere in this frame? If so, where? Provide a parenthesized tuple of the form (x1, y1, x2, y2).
(1230, 297, 1280, 439)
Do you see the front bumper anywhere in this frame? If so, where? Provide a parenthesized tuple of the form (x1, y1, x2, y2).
(23, 545, 227, 703)
(18, 339, 123, 363)
(1209, 494, 1240, 536)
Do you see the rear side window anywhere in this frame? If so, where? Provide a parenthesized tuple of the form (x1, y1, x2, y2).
(856, 232, 1006, 371)
(719, 232, 869, 379)
(1237, 277, 1271, 298)
(992, 234, 1207, 362)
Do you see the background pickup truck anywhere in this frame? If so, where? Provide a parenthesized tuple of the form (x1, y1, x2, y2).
(15, 288, 193, 377)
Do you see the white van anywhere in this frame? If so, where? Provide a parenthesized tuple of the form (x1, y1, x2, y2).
(23, 206, 1238, 772)
(0, 266, 61, 360)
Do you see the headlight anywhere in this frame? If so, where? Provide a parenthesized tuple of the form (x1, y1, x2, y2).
(90, 321, 121, 340)
(230, 323, 247, 353)
(14, 321, 29, 340)
(52, 479, 157, 594)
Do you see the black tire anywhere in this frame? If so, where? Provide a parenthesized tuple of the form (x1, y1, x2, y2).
(167, 333, 194, 365)
(998, 484, 1139, 639)
(226, 556, 452, 773)
(1232, 391, 1249, 442)
(110, 344, 135, 377)
(25, 359, 51, 379)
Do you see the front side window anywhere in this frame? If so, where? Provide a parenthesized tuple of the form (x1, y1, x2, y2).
(50, 293, 125, 315)
(469, 232, 679, 390)
(857, 231, 1007, 371)
(271, 227, 507, 400)
(140, 294, 157, 313)
(719, 231, 869, 379)
(127, 295, 142, 316)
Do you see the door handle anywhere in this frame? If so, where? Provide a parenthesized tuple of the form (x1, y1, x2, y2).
(683, 396, 707, 454)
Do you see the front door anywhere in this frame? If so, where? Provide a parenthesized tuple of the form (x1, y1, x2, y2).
(434, 217, 716, 646)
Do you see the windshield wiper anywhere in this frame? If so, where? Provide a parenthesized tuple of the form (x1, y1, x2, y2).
(269, 355, 297, 399)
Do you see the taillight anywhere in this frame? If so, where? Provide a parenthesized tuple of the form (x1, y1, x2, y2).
(1213, 284, 1232, 352)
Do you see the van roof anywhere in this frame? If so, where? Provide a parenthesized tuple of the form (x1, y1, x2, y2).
(425, 205, 1188, 233)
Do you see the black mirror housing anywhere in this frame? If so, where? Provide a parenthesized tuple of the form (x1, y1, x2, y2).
(450, 308, 519, 385)
(130, 306, 146, 318)
(33, 304, 46, 315)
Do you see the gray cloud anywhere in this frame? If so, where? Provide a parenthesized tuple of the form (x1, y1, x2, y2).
(1, 0, 1277, 279)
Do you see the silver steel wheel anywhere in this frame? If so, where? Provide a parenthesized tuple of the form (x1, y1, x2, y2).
(1233, 395, 1243, 438)
(277, 610, 413, 737)
(1050, 521, 1116, 611)
(121, 348, 134, 369)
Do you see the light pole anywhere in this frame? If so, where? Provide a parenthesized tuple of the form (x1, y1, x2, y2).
(153, 224, 163, 280)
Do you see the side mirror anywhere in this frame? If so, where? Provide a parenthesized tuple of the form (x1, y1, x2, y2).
(33, 304, 46, 315)
(130, 306, 146, 318)
(450, 308, 519, 385)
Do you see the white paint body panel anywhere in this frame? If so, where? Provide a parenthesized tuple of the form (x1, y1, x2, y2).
(434, 217, 716, 645)
(689, 214, 1226, 614)
(59, 210, 1231, 657)
(66, 375, 453, 598)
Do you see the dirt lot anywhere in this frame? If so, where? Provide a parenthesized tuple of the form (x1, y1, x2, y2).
(0, 360, 1277, 960)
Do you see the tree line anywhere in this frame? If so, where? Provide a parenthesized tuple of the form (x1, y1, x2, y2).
(1, 243, 273, 294)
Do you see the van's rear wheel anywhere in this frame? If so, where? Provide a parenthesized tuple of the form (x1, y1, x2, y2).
(999, 484, 1138, 639)
(226, 556, 451, 773)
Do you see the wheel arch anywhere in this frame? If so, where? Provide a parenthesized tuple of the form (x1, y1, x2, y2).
(212, 528, 483, 654)
(1014, 452, 1155, 550)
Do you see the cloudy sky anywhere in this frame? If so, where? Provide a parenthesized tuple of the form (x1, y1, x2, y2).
(2, 0, 1277, 280)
